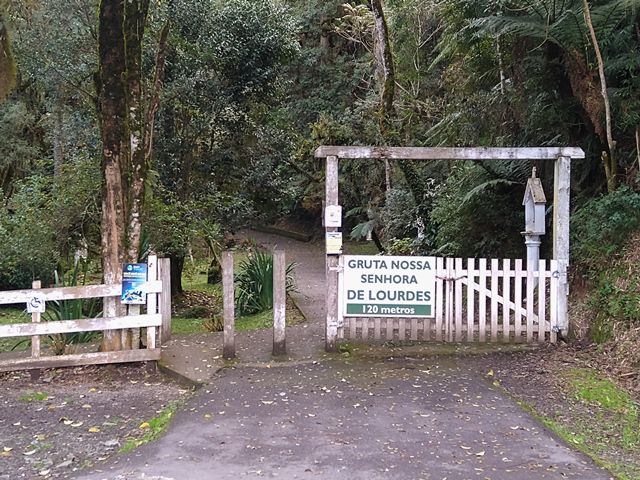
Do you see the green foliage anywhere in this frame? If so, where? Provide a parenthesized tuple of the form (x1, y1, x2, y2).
(586, 266, 640, 343)
(568, 368, 640, 449)
(19, 391, 49, 402)
(40, 261, 102, 355)
(0, 175, 59, 289)
(0, 308, 29, 353)
(431, 163, 526, 257)
(120, 401, 180, 453)
(235, 251, 296, 316)
(572, 187, 640, 270)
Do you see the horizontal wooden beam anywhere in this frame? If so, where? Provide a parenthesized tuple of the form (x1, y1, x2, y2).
(0, 348, 161, 372)
(0, 314, 162, 338)
(0, 281, 163, 305)
(314, 146, 585, 160)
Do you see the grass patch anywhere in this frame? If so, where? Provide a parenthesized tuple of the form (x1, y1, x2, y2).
(172, 297, 305, 335)
(120, 401, 180, 453)
(171, 316, 208, 335)
(343, 240, 379, 255)
(19, 391, 49, 402)
(0, 307, 30, 353)
(567, 368, 640, 451)
(236, 309, 273, 331)
(511, 367, 640, 480)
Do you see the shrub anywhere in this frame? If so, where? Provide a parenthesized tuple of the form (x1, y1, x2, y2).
(235, 251, 296, 316)
(571, 187, 640, 271)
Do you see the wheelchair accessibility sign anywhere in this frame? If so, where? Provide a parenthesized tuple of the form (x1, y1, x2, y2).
(27, 294, 46, 313)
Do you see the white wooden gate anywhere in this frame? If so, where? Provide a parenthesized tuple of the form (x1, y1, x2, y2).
(339, 257, 558, 344)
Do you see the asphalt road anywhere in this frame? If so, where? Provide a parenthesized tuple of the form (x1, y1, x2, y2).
(76, 357, 612, 480)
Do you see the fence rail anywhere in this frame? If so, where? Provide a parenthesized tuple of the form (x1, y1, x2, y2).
(0, 256, 169, 372)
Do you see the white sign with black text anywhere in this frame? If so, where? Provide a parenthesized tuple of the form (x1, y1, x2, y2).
(343, 255, 436, 318)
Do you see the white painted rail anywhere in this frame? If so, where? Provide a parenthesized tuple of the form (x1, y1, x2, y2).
(0, 257, 168, 372)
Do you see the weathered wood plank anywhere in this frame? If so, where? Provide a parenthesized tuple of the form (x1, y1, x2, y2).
(550, 260, 558, 343)
(315, 146, 585, 160)
(514, 259, 523, 342)
(273, 250, 287, 355)
(325, 155, 340, 352)
(454, 258, 463, 342)
(553, 155, 571, 336)
(526, 264, 535, 342)
(490, 259, 499, 342)
(0, 281, 163, 305)
(466, 258, 475, 342)
(222, 251, 235, 359)
(435, 257, 443, 341)
(478, 259, 487, 342)
(146, 255, 158, 350)
(31, 280, 41, 358)
(0, 348, 161, 373)
(502, 259, 511, 343)
(399, 318, 406, 341)
(538, 259, 547, 342)
(0, 314, 162, 338)
(159, 258, 172, 344)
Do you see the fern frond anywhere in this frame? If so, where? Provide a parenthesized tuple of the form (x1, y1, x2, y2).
(459, 178, 518, 209)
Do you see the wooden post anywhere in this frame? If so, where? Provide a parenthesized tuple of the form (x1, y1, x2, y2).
(158, 258, 172, 344)
(272, 250, 286, 356)
(146, 255, 158, 351)
(31, 280, 41, 358)
(325, 155, 339, 352)
(553, 155, 571, 336)
(222, 251, 235, 359)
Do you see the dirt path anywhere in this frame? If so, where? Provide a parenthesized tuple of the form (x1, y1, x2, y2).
(160, 230, 329, 382)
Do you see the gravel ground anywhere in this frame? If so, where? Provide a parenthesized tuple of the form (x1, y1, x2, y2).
(0, 364, 192, 479)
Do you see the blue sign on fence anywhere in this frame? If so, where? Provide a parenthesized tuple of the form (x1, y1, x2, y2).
(121, 263, 148, 305)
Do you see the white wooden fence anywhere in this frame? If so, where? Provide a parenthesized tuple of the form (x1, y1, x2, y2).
(0, 256, 170, 372)
(340, 257, 558, 344)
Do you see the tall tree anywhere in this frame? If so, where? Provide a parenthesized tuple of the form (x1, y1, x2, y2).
(0, 1, 16, 100)
(96, 0, 152, 351)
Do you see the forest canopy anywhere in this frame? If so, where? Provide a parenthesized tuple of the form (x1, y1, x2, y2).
(0, 0, 638, 346)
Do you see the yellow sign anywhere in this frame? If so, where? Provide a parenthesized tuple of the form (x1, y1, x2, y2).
(326, 232, 343, 254)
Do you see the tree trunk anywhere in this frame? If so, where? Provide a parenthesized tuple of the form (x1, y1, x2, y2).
(0, 3, 17, 101)
(169, 254, 184, 297)
(124, 0, 151, 262)
(582, 0, 616, 191)
(97, 0, 152, 352)
(371, 0, 395, 139)
(97, 0, 129, 351)
(53, 106, 64, 178)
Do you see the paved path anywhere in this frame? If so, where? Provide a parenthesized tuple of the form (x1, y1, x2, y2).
(160, 230, 329, 382)
(76, 231, 613, 480)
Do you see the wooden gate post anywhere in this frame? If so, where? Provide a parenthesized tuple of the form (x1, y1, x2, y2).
(325, 155, 339, 352)
(158, 258, 172, 344)
(31, 280, 41, 358)
(553, 155, 571, 336)
(222, 251, 236, 359)
(272, 250, 286, 356)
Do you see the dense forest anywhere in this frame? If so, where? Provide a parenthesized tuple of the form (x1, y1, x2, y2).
(1, 0, 639, 345)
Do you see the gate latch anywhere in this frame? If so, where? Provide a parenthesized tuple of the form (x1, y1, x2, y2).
(436, 275, 466, 282)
